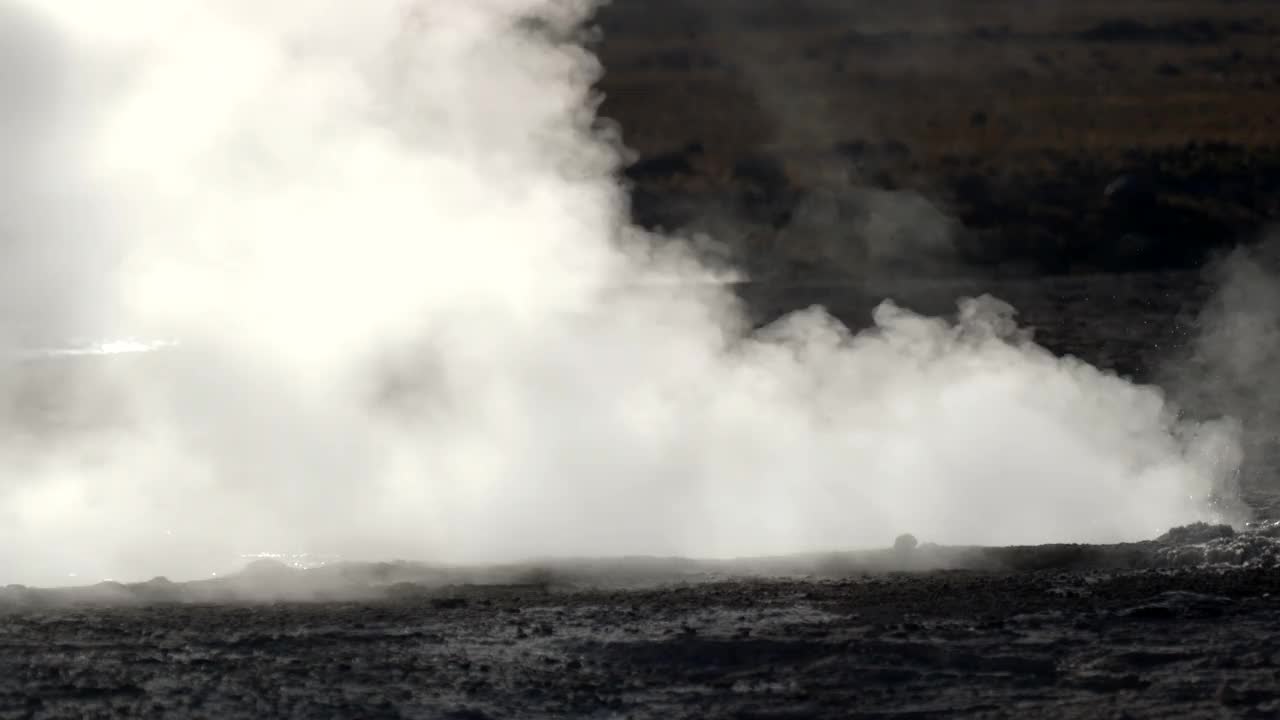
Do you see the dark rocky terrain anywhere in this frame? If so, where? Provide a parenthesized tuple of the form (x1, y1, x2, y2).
(6, 523, 1280, 719)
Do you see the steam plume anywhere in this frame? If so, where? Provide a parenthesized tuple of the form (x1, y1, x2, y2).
(0, 1, 1242, 587)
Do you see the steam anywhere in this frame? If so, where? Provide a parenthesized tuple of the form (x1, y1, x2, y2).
(1162, 238, 1280, 505)
(0, 0, 1242, 587)
(664, 0, 961, 278)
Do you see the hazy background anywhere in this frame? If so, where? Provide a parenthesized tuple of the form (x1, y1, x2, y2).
(0, 0, 1248, 587)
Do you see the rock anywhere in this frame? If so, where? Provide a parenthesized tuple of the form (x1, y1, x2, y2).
(1245, 520, 1280, 538)
(1157, 522, 1235, 544)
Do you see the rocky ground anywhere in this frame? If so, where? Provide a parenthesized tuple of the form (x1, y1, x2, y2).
(5, 523, 1280, 719)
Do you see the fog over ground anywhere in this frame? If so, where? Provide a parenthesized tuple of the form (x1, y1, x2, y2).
(0, 1, 1246, 587)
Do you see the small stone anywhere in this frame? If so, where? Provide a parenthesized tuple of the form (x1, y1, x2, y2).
(1157, 522, 1235, 544)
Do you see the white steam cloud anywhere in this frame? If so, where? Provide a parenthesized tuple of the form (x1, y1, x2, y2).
(0, 1, 1243, 586)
